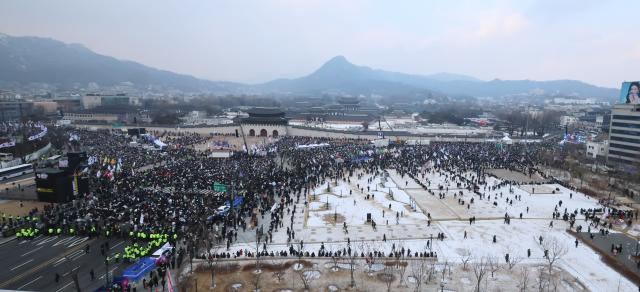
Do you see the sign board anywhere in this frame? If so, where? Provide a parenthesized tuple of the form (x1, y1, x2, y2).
(212, 182, 228, 192)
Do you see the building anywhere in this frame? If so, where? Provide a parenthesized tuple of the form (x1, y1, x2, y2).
(81, 94, 102, 109)
(32, 101, 58, 114)
(560, 115, 578, 126)
(81, 93, 131, 109)
(0, 101, 33, 121)
(100, 94, 130, 107)
(64, 109, 150, 124)
(53, 98, 83, 113)
(586, 140, 608, 159)
(607, 103, 640, 166)
(240, 108, 288, 137)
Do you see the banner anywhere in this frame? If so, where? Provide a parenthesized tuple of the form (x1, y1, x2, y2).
(0, 139, 15, 149)
(620, 82, 640, 104)
(27, 125, 47, 141)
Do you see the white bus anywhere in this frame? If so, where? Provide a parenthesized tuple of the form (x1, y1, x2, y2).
(0, 164, 33, 181)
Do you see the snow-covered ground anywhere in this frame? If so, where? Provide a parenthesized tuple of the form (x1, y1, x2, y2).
(226, 167, 637, 291)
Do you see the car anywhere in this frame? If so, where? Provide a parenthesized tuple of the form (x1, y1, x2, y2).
(215, 205, 230, 216)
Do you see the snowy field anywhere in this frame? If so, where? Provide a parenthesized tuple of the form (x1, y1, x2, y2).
(225, 167, 637, 291)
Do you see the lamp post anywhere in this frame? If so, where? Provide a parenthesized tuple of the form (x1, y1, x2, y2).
(104, 257, 110, 290)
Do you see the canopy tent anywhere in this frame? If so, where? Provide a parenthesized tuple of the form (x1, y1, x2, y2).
(154, 139, 167, 148)
(122, 257, 156, 282)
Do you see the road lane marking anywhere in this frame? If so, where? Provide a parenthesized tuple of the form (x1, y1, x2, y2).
(67, 237, 88, 248)
(110, 241, 124, 250)
(99, 267, 118, 280)
(53, 236, 76, 247)
(10, 259, 33, 271)
(71, 253, 84, 261)
(55, 281, 73, 292)
(32, 236, 48, 244)
(52, 250, 82, 267)
(21, 246, 43, 257)
(16, 275, 41, 290)
(52, 257, 66, 267)
(0, 238, 95, 289)
(37, 236, 59, 246)
(68, 250, 84, 258)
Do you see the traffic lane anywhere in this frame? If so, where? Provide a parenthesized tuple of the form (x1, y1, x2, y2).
(0, 236, 93, 289)
(8, 238, 132, 292)
(12, 239, 130, 292)
(0, 236, 91, 273)
(0, 236, 94, 289)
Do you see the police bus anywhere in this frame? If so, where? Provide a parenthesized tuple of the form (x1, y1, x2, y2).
(0, 164, 33, 181)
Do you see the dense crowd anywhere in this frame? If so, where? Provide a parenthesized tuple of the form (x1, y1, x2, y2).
(11, 130, 559, 264)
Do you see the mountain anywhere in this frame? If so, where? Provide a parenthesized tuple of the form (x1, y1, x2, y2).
(256, 55, 617, 99)
(0, 33, 618, 99)
(0, 33, 241, 92)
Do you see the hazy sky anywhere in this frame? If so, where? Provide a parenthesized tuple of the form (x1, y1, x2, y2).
(1, 0, 638, 87)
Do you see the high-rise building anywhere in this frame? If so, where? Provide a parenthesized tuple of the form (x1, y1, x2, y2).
(607, 103, 640, 166)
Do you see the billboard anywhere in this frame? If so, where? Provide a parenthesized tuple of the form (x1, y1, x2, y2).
(620, 81, 640, 104)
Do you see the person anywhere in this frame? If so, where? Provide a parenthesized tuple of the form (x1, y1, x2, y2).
(626, 82, 640, 104)
(90, 269, 95, 281)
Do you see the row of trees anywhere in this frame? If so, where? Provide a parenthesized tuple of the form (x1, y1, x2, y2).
(200, 237, 569, 292)
(495, 109, 562, 137)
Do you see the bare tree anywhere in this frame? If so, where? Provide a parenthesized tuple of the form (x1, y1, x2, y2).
(541, 236, 568, 288)
(382, 262, 395, 292)
(330, 253, 341, 272)
(206, 246, 222, 288)
(518, 266, 531, 292)
(487, 257, 501, 279)
(426, 261, 437, 284)
(360, 241, 378, 275)
(345, 246, 359, 288)
(271, 259, 285, 283)
(397, 258, 408, 288)
(472, 257, 489, 292)
(410, 257, 427, 292)
(460, 248, 472, 270)
(537, 266, 547, 292)
(441, 259, 449, 282)
(251, 269, 262, 292)
(507, 253, 523, 271)
(296, 268, 316, 290)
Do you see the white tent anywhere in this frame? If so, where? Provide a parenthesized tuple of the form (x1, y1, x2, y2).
(501, 136, 513, 145)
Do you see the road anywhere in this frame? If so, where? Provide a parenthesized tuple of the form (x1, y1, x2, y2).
(0, 236, 130, 291)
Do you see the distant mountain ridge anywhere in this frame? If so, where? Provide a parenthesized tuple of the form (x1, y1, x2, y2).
(0, 33, 618, 98)
(0, 33, 240, 92)
(255, 55, 617, 99)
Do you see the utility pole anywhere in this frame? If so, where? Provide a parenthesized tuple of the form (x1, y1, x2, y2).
(104, 257, 110, 290)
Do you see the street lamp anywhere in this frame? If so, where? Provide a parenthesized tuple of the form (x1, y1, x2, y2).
(104, 257, 110, 290)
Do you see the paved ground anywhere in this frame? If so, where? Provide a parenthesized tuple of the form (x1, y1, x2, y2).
(0, 236, 130, 292)
(0, 173, 38, 201)
(575, 231, 640, 278)
(488, 169, 548, 183)
(0, 200, 50, 216)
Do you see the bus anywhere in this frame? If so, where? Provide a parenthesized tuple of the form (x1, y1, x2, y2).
(0, 164, 33, 181)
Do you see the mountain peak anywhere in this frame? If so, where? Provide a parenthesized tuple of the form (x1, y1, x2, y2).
(325, 55, 349, 65)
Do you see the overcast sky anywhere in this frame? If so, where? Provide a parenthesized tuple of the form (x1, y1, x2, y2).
(0, 0, 638, 87)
